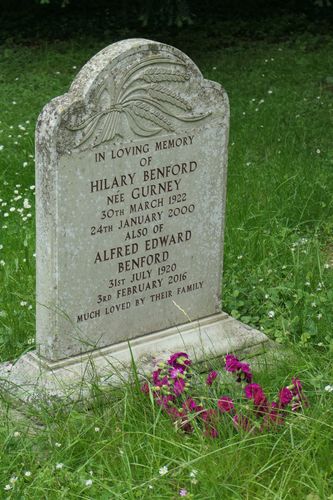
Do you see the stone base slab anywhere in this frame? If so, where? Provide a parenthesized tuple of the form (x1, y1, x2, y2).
(0, 313, 268, 405)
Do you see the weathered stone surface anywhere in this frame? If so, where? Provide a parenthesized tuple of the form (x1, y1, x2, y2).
(0, 313, 268, 403)
(36, 38, 229, 361)
(0, 39, 269, 403)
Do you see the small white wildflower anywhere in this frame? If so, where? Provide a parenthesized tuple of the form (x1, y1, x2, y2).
(324, 263, 330, 269)
(191, 478, 198, 485)
(20, 301, 27, 306)
(324, 385, 333, 392)
(10, 476, 18, 484)
(85, 479, 93, 487)
(317, 313, 322, 320)
(159, 465, 168, 476)
(29, 185, 35, 190)
(13, 431, 20, 437)
(259, 99, 265, 104)
(0, 260, 5, 266)
(148, 484, 153, 489)
(311, 302, 317, 308)
(4, 484, 12, 491)
(0, 244, 3, 249)
(56, 463, 64, 469)
(268, 310, 275, 318)
(268, 90, 273, 94)
(94, 427, 100, 432)
(0, 145, 4, 151)
(246, 162, 251, 166)
(72, 65, 77, 69)
(189, 469, 198, 478)
(316, 149, 321, 154)
(23, 162, 28, 167)
(237, 255, 243, 259)
(264, 294, 269, 299)
(12, 101, 17, 105)
(24, 471, 32, 477)
(4, 212, 9, 217)
(55, 442, 62, 448)
(55, 71, 60, 75)
(9, 207, 15, 212)
(23, 199, 31, 209)
(305, 281, 311, 286)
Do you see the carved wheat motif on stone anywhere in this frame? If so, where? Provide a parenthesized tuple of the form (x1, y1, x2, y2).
(66, 55, 211, 147)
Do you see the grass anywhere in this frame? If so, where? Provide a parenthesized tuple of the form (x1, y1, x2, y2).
(0, 27, 333, 499)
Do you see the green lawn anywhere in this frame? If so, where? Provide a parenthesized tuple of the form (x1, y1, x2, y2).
(0, 30, 333, 498)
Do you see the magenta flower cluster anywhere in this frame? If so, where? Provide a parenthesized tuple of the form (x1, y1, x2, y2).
(141, 352, 308, 437)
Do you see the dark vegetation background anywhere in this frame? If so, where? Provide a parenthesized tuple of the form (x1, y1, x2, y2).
(1, 0, 333, 47)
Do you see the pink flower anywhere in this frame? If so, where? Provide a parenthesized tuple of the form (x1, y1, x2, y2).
(253, 392, 269, 416)
(225, 354, 241, 372)
(225, 354, 252, 383)
(183, 398, 203, 413)
(291, 378, 303, 396)
(206, 370, 218, 385)
(140, 383, 149, 394)
(170, 367, 185, 379)
(166, 406, 182, 418)
(278, 387, 293, 407)
(156, 395, 175, 409)
(179, 488, 188, 496)
(152, 369, 169, 387)
(237, 362, 253, 383)
(201, 408, 216, 421)
(244, 383, 264, 399)
(290, 378, 309, 410)
(218, 396, 234, 413)
(167, 352, 191, 369)
(206, 426, 219, 438)
(244, 383, 268, 416)
(174, 378, 186, 396)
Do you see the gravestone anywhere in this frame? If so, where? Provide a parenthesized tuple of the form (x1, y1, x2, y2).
(0, 39, 268, 402)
